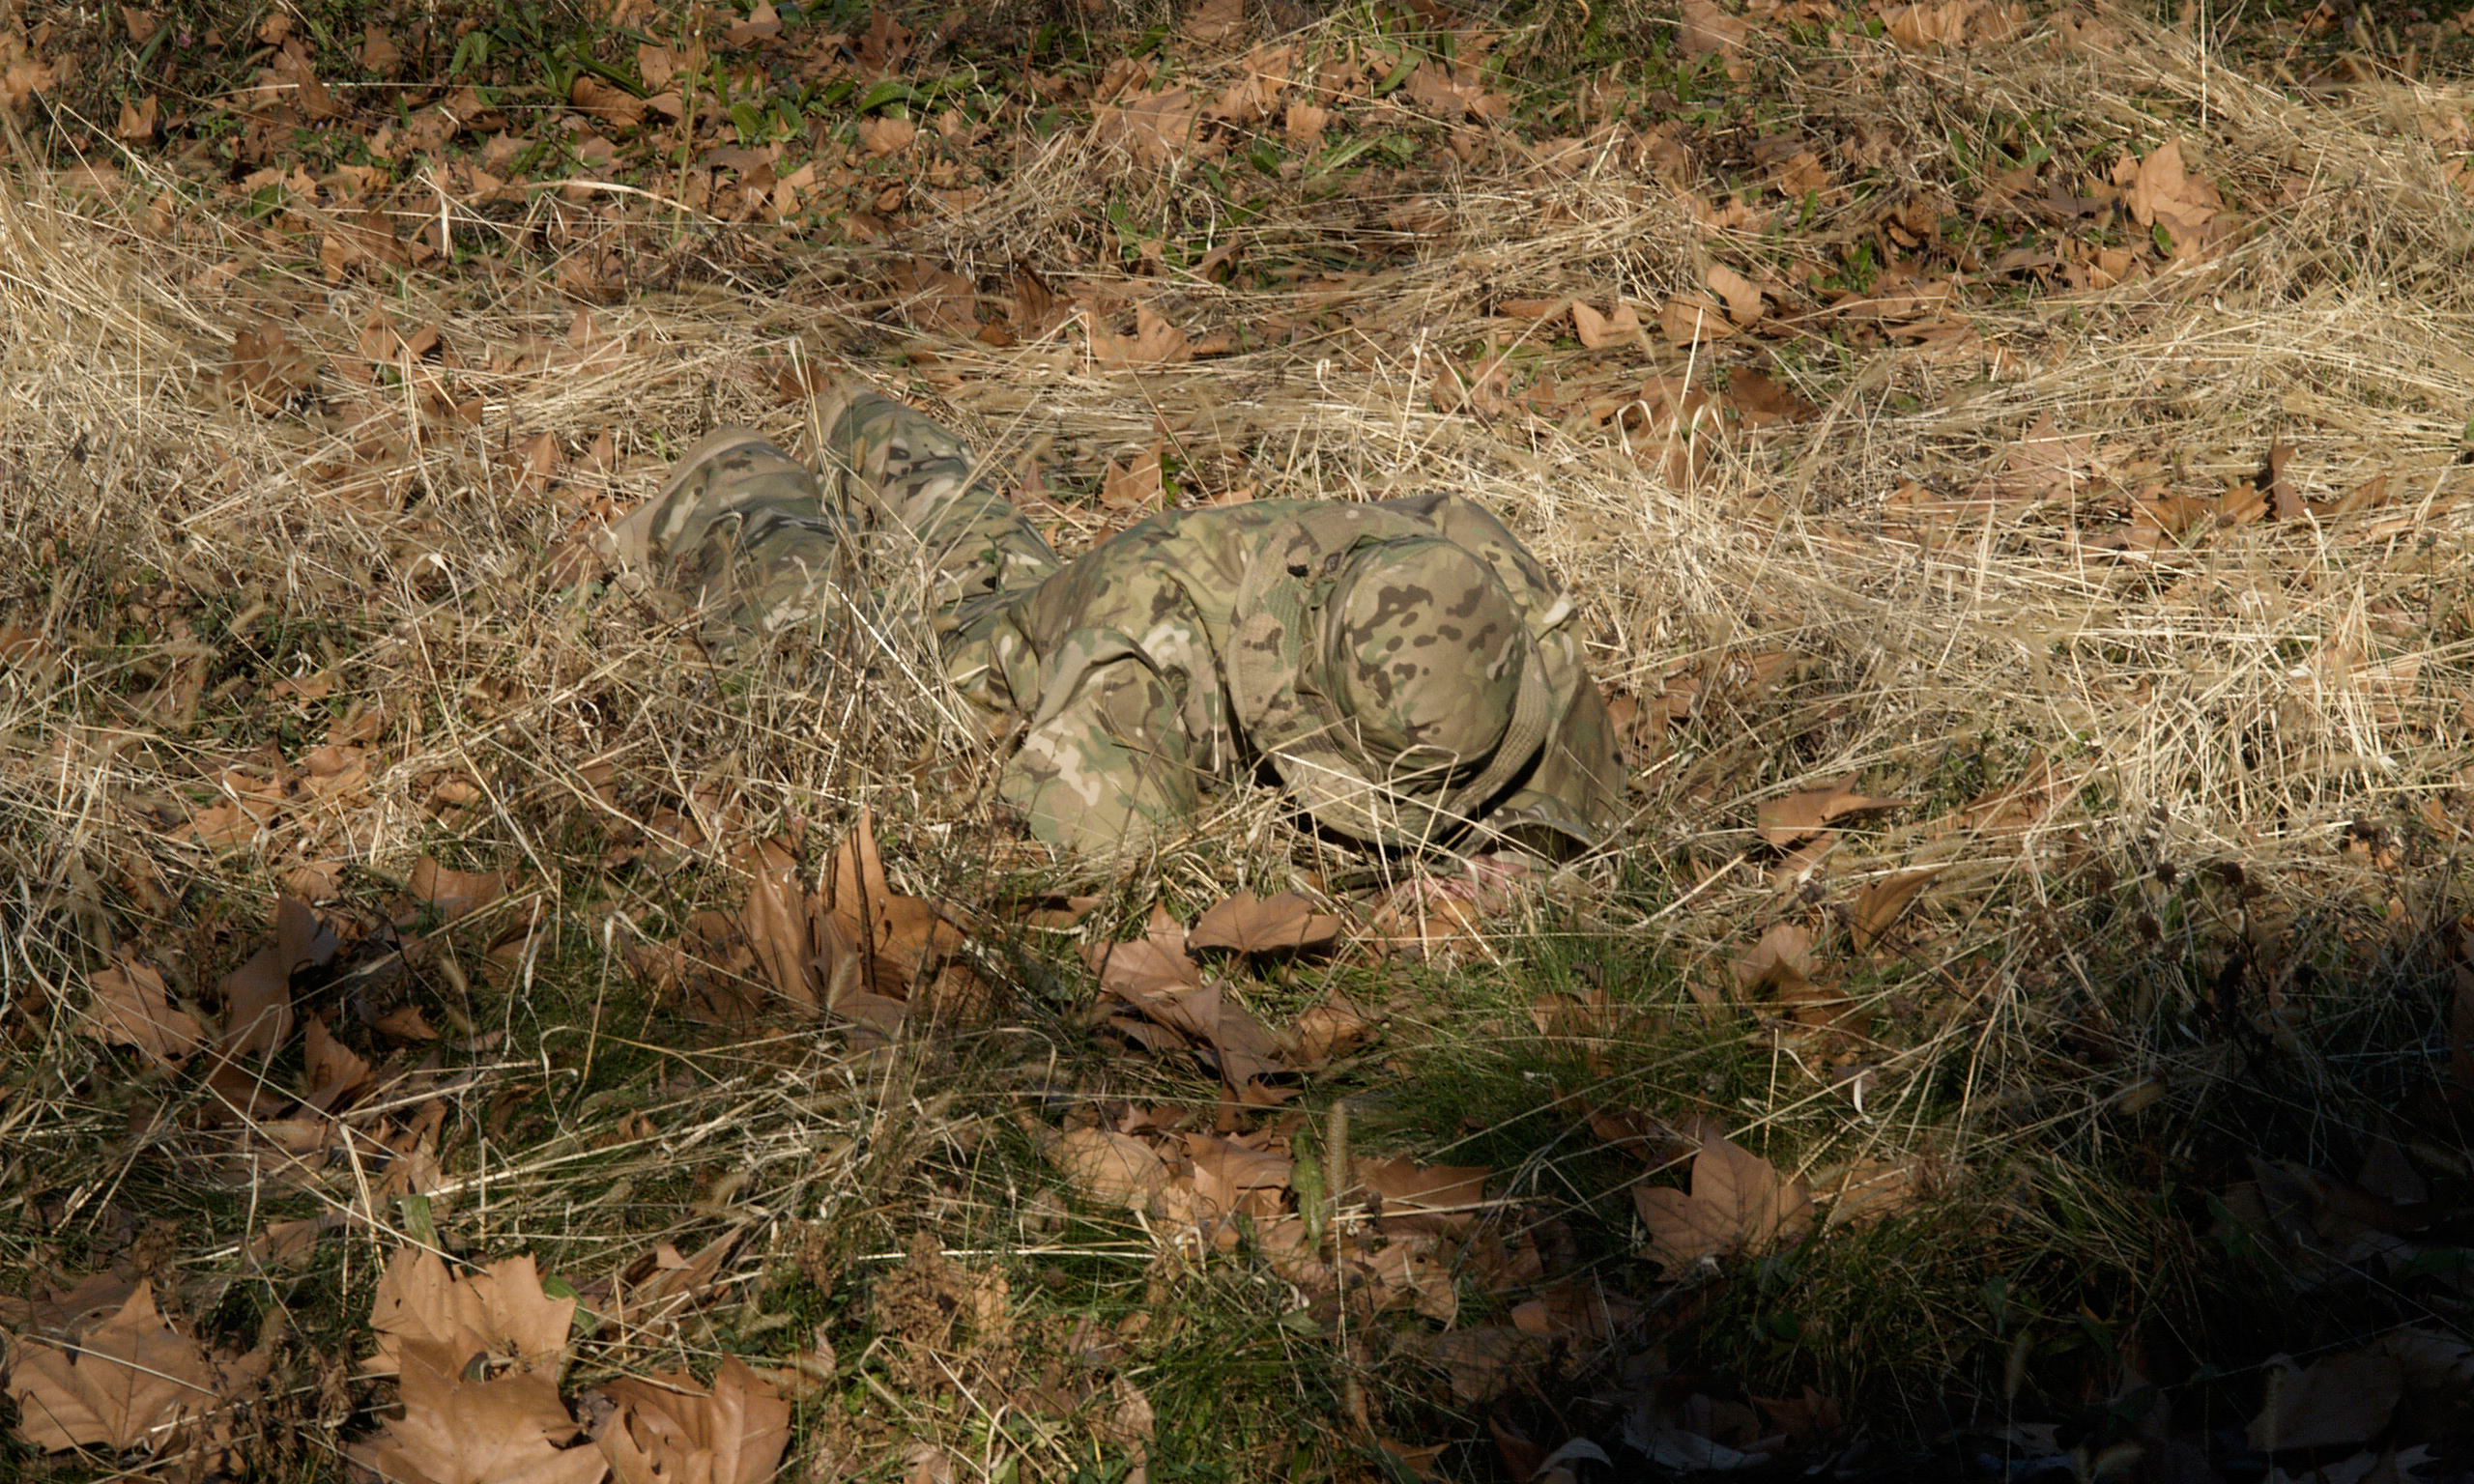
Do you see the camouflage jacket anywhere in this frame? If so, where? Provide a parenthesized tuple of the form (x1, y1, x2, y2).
(621, 389, 1625, 857)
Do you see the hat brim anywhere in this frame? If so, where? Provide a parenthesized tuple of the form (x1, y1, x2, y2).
(1228, 536, 1552, 848)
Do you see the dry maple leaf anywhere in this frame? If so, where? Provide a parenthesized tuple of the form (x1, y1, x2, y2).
(367, 1250, 576, 1377)
(410, 857, 512, 923)
(1732, 923, 1815, 998)
(352, 1337, 607, 1484)
(810, 811, 974, 1001)
(1705, 264, 1765, 326)
(1851, 868, 1941, 952)
(1569, 300, 1643, 351)
(2247, 1350, 2402, 1452)
(0, 1270, 141, 1337)
(301, 1014, 375, 1109)
(1757, 776, 1911, 848)
(216, 893, 339, 1060)
(595, 1228, 745, 1338)
(1094, 86, 1210, 167)
(6, 1281, 220, 1454)
(1677, 0, 1749, 56)
(1291, 995, 1376, 1066)
(1426, 1327, 1550, 1405)
(1050, 1127, 1170, 1210)
(1101, 442, 1165, 509)
(1634, 1123, 1814, 1271)
(1356, 1156, 1492, 1235)
(82, 952, 203, 1065)
(1188, 891, 1342, 956)
(1816, 1159, 1920, 1231)
(220, 322, 320, 414)
(590, 1358, 791, 1484)
(1088, 907, 1202, 998)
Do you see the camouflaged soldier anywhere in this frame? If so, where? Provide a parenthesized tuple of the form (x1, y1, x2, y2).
(611, 384, 1625, 857)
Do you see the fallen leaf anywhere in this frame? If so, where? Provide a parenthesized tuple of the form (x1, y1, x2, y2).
(1357, 1156, 1492, 1235)
(362, 23, 404, 75)
(1634, 1123, 1814, 1270)
(1757, 776, 1910, 848)
(0, 1270, 141, 1337)
(1184, 0, 1248, 45)
(83, 953, 203, 1066)
(1727, 369, 1816, 427)
(1292, 996, 1376, 1065)
(2264, 440, 2302, 522)
(1851, 868, 1941, 951)
(1090, 905, 1200, 987)
(221, 895, 338, 1058)
(1816, 1159, 1920, 1230)
(857, 114, 916, 157)
(599, 1229, 745, 1337)
(249, 1216, 330, 1270)
(1100, 442, 1165, 509)
(570, 75, 645, 129)
(302, 1015, 375, 1108)
(114, 95, 159, 142)
(590, 1358, 790, 1484)
(1087, 304, 1194, 368)
(351, 1337, 606, 1484)
(1706, 264, 1765, 325)
(1426, 1327, 1549, 1404)
(6, 1282, 220, 1454)
(1570, 300, 1643, 351)
(366, 1249, 576, 1378)
(2117, 137, 2223, 247)
(1050, 1127, 1170, 1210)
(1678, 0, 1749, 57)
(377, 1004, 441, 1042)
(2248, 1350, 2402, 1451)
(1188, 891, 1341, 955)
(220, 322, 320, 414)
(1732, 923, 1814, 998)
(1659, 294, 1736, 349)
(1095, 86, 1210, 166)
(509, 430, 560, 497)
(410, 857, 512, 923)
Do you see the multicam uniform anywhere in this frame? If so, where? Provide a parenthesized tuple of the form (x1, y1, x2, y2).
(614, 385, 1625, 857)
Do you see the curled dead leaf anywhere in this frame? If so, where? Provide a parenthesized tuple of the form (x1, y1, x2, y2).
(1757, 776, 1911, 848)
(1851, 868, 1941, 951)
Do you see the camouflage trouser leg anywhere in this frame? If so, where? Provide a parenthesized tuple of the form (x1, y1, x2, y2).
(812, 385, 1062, 709)
(612, 427, 865, 661)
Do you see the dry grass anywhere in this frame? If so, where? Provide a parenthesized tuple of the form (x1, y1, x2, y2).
(5, 2, 2474, 1476)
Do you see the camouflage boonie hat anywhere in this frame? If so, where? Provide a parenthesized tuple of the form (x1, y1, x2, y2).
(1230, 520, 1551, 847)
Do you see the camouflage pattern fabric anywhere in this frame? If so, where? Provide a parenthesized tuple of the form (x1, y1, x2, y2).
(618, 384, 1625, 856)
